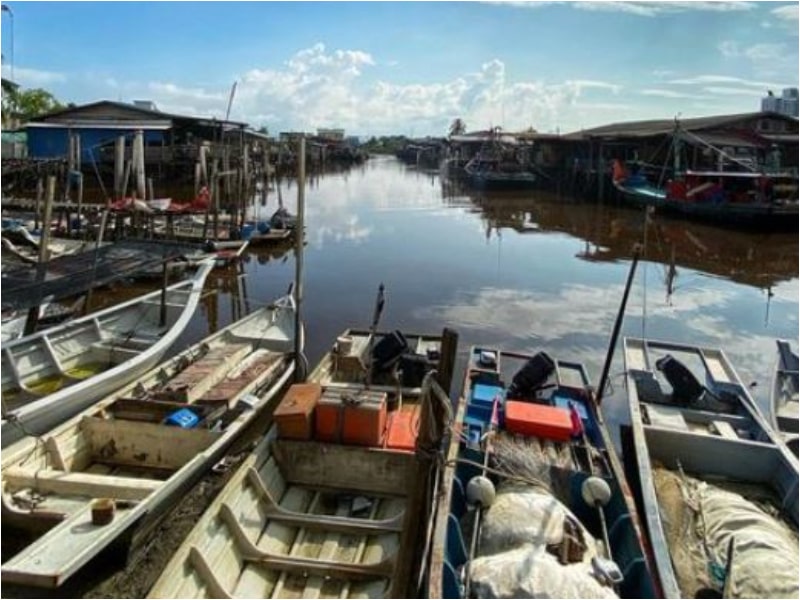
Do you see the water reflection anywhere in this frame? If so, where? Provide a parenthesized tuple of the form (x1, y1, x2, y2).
(85, 157, 797, 426)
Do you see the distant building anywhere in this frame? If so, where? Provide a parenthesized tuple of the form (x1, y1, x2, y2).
(316, 128, 345, 142)
(761, 88, 799, 118)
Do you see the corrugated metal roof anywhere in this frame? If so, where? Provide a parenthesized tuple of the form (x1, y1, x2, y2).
(563, 111, 798, 140)
(27, 121, 172, 130)
(31, 100, 248, 128)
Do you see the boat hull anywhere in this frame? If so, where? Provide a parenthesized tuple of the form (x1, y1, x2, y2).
(148, 328, 456, 599)
(1, 296, 299, 588)
(623, 337, 799, 599)
(1, 261, 215, 448)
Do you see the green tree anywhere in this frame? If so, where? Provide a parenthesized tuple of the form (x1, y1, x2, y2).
(3, 87, 64, 123)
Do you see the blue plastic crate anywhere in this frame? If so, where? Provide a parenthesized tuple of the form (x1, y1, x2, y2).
(472, 384, 504, 407)
(164, 407, 200, 429)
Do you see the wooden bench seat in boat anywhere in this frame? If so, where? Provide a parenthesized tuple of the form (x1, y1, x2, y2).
(4, 467, 161, 501)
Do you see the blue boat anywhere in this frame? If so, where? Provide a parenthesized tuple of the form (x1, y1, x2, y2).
(427, 346, 658, 598)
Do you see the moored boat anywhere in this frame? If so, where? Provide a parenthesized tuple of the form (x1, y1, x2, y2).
(148, 326, 458, 599)
(428, 346, 658, 598)
(771, 339, 799, 456)
(611, 122, 799, 231)
(1, 260, 215, 448)
(622, 337, 799, 598)
(1, 291, 301, 588)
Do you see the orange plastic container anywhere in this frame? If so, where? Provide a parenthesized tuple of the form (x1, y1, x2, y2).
(384, 407, 420, 451)
(273, 383, 322, 440)
(504, 400, 573, 441)
(316, 389, 387, 446)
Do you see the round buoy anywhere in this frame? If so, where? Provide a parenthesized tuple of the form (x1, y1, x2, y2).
(466, 475, 496, 507)
(581, 476, 612, 507)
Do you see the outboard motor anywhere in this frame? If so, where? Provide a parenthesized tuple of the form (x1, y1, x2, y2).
(371, 330, 409, 374)
(655, 355, 704, 405)
(507, 351, 555, 400)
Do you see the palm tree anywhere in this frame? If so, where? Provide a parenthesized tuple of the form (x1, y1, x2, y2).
(449, 118, 467, 137)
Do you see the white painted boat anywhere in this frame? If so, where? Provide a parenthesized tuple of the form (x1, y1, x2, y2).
(622, 337, 798, 599)
(0, 260, 215, 448)
(1, 293, 301, 588)
(148, 328, 458, 599)
(771, 339, 799, 456)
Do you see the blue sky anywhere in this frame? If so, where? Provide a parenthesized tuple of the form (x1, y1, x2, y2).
(1, 1, 797, 136)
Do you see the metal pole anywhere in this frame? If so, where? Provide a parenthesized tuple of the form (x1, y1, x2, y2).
(595, 243, 642, 404)
(1, 5, 13, 82)
(293, 135, 306, 381)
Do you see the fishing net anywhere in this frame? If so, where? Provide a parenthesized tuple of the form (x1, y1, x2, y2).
(654, 467, 799, 598)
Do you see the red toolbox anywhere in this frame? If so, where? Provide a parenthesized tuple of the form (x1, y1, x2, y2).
(273, 383, 322, 440)
(316, 389, 387, 446)
(504, 400, 573, 441)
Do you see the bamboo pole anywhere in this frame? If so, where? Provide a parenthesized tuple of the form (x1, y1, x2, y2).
(24, 176, 56, 335)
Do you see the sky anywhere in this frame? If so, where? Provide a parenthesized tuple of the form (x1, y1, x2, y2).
(0, 1, 798, 137)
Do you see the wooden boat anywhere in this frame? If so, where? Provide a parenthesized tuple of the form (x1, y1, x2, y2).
(464, 155, 537, 190)
(0, 260, 215, 448)
(622, 337, 799, 599)
(1, 292, 301, 588)
(148, 327, 458, 599)
(428, 346, 658, 598)
(771, 339, 799, 456)
(611, 123, 799, 231)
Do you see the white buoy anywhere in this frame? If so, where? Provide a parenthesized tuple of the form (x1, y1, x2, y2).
(466, 475, 496, 507)
(581, 476, 612, 507)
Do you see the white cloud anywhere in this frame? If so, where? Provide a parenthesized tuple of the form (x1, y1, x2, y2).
(772, 4, 799, 23)
(640, 89, 710, 99)
(702, 86, 771, 97)
(483, 0, 755, 13)
(669, 74, 787, 89)
(572, 1, 754, 16)
(3, 66, 67, 86)
(718, 41, 788, 62)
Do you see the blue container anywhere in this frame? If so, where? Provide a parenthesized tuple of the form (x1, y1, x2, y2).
(241, 223, 255, 240)
(257, 221, 271, 234)
(472, 384, 504, 407)
(165, 408, 199, 429)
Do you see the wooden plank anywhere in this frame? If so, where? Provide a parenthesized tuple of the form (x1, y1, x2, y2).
(4, 467, 160, 501)
(712, 420, 740, 440)
(272, 440, 415, 496)
(83, 417, 219, 471)
(198, 351, 282, 406)
(163, 344, 251, 403)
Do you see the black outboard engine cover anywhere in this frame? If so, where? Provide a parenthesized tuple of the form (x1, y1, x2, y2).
(371, 330, 409, 373)
(655, 355, 704, 405)
(507, 351, 555, 400)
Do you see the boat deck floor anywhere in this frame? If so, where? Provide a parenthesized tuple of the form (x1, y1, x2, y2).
(183, 472, 405, 599)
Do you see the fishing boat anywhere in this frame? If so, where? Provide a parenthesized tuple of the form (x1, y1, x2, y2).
(148, 326, 458, 599)
(428, 346, 658, 599)
(1, 292, 301, 588)
(0, 260, 214, 448)
(771, 339, 799, 456)
(611, 125, 799, 231)
(622, 337, 799, 599)
(462, 129, 537, 190)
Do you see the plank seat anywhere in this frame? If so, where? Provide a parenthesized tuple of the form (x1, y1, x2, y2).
(4, 467, 161, 501)
(711, 420, 739, 440)
(246, 467, 406, 534)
